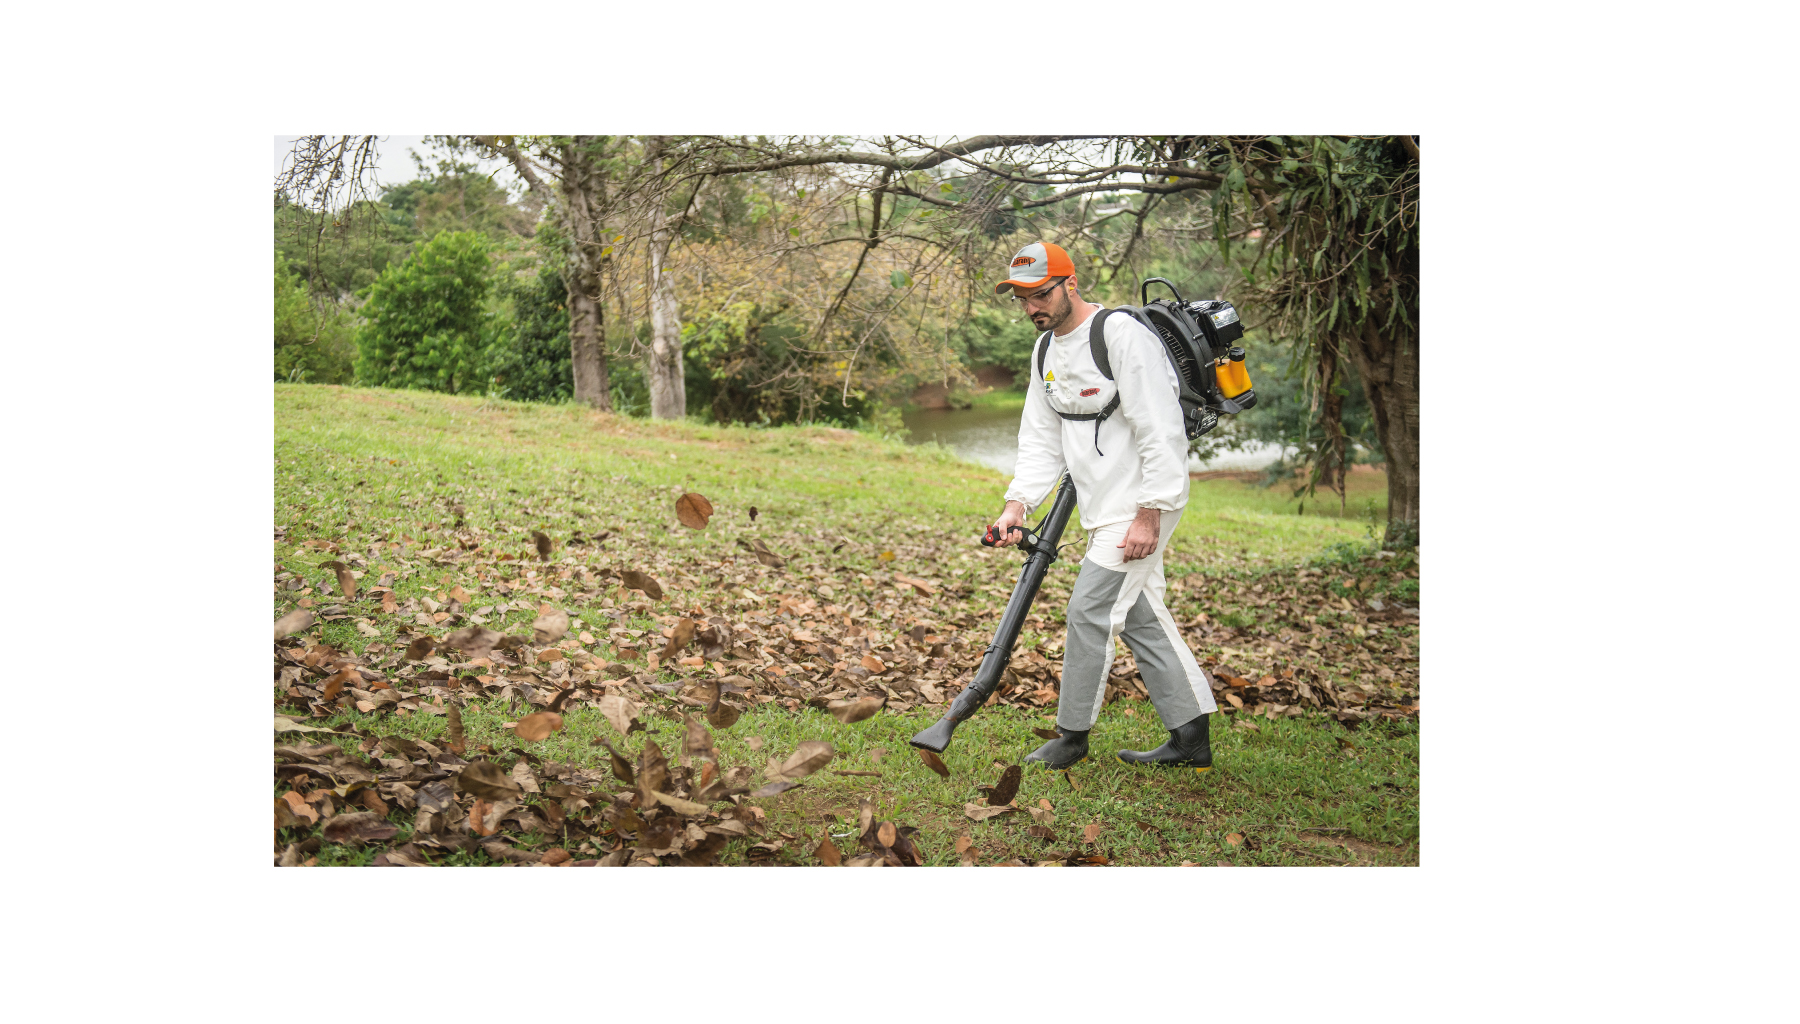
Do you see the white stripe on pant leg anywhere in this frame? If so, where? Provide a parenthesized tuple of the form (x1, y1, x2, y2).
(1083, 643, 1115, 729)
(1077, 559, 1148, 729)
(1147, 593, 1216, 714)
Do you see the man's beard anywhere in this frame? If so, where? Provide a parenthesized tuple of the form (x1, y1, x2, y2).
(1029, 292, 1073, 331)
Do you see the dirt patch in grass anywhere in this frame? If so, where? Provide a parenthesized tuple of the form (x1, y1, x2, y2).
(1295, 830, 1417, 865)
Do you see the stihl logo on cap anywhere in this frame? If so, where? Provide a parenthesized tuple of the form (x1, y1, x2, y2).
(1011, 256, 1036, 267)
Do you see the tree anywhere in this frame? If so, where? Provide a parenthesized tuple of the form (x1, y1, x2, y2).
(355, 231, 495, 393)
(273, 254, 356, 384)
(487, 266, 574, 402)
(470, 135, 621, 410)
(1216, 136, 1420, 546)
(644, 136, 687, 419)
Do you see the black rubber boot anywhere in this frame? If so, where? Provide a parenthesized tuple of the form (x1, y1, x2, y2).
(1116, 714, 1213, 772)
(1024, 728, 1089, 769)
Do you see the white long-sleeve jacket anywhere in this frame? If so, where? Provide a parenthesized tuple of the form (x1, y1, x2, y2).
(1002, 306, 1191, 531)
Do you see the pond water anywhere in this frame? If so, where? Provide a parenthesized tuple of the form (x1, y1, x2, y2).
(902, 400, 1289, 476)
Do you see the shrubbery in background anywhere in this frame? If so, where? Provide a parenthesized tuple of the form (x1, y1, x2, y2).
(354, 231, 497, 393)
(485, 267, 574, 402)
(273, 254, 356, 384)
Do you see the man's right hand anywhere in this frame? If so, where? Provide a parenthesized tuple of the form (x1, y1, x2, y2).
(990, 500, 1028, 547)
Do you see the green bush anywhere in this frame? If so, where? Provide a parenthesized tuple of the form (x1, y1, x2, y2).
(354, 231, 496, 393)
(953, 306, 1039, 382)
(273, 254, 356, 384)
(486, 267, 574, 402)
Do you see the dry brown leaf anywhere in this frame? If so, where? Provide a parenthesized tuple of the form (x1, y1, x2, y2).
(320, 668, 358, 702)
(860, 654, 886, 674)
(828, 696, 885, 724)
(445, 625, 502, 658)
(380, 591, 398, 615)
(274, 608, 315, 640)
(651, 790, 710, 816)
(1225, 692, 1245, 709)
(892, 575, 937, 597)
(515, 712, 564, 742)
(1226, 832, 1244, 847)
(280, 790, 318, 826)
(705, 702, 741, 730)
(456, 759, 523, 800)
(682, 713, 716, 761)
(918, 749, 950, 779)
(637, 740, 669, 805)
(674, 492, 714, 529)
(746, 736, 764, 752)
(533, 607, 571, 645)
(540, 848, 572, 867)
(274, 796, 301, 830)
(444, 704, 466, 755)
(404, 636, 436, 660)
(816, 835, 842, 866)
(416, 781, 456, 815)
(658, 618, 698, 660)
(320, 561, 358, 600)
(749, 539, 785, 568)
(594, 737, 635, 785)
(533, 531, 553, 561)
(469, 799, 497, 837)
(619, 570, 664, 601)
(321, 812, 398, 845)
(988, 765, 1022, 807)
(597, 695, 638, 736)
(963, 802, 1014, 822)
(769, 740, 835, 782)
(954, 835, 973, 854)
(1032, 727, 1061, 741)
(877, 821, 897, 847)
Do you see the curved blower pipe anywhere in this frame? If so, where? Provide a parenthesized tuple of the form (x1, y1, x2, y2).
(909, 474, 1079, 754)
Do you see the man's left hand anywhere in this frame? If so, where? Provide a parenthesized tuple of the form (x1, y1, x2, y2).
(1117, 506, 1161, 562)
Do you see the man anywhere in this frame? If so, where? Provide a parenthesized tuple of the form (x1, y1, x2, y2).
(988, 240, 1218, 771)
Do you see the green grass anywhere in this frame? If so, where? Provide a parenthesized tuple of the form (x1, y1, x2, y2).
(963, 388, 1027, 412)
(274, 384, 1418, 866)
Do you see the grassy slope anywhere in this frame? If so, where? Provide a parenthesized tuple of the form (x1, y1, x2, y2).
(275, 384, 1418, 866)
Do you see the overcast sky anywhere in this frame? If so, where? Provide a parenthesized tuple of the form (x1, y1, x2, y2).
(273, 135, 522, 197)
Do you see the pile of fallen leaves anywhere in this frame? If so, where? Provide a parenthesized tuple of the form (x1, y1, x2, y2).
(274, 483, 1419, 864)
(275, 689, 852, 866)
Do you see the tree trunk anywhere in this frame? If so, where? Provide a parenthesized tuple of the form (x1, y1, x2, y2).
(566, 260, 609, 408)
(1317, 333, 1348, 513)
(646, 140, 685, 419)
(1347, 316, 1419, 547)
(560, 138, 612, 409)
(482, 134, 611, 409)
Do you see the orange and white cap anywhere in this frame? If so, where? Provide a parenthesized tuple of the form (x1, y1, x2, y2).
(995, 240, 1076, 294)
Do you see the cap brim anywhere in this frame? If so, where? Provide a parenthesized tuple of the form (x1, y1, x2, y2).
(995, 275, 1053, 295)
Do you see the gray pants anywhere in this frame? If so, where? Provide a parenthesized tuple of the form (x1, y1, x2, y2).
(1056, 508, 1217, 732)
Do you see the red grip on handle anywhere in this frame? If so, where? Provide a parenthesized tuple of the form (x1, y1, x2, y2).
(982, 525, 1020, 547)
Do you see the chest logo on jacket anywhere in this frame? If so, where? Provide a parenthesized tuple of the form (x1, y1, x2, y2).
(1080, 387, 1099, 397)
(1042, 369, 1056, 398)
